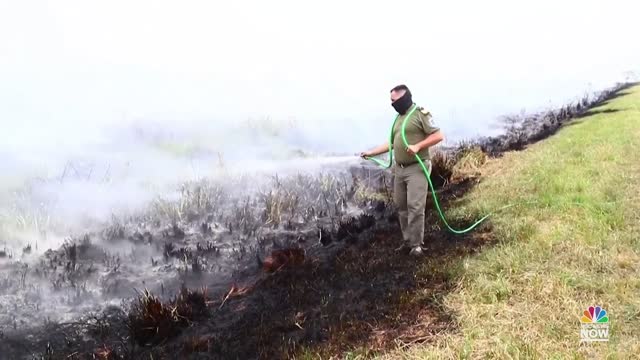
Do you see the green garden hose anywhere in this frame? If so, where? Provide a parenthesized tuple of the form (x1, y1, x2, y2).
(365, 104, 521, 234)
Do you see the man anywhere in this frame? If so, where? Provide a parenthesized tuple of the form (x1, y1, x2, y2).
(360, 84, 444, 256)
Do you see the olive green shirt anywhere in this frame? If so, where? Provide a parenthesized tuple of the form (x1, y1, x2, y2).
(391, 104, 440, 165)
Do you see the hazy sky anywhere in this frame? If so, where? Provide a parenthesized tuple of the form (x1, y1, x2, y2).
(1, 0, 639, 152)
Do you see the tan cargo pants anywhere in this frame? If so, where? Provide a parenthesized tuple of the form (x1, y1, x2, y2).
(393, 160, 432, 248)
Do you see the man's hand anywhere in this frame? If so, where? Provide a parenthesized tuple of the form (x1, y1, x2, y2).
(360, 142, 390, 159)
(406, 144, 421, 156)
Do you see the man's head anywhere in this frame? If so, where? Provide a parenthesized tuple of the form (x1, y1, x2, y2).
(390, 84, 413, 115)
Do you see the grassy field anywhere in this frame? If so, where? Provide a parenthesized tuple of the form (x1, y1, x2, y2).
(372, 85, 640, 359)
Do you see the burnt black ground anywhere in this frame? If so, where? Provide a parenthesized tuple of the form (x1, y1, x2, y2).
(0, 177, 487, 360)
(0, 82, 635, 360)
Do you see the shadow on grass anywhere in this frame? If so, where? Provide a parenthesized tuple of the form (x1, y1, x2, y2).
(558, 108, 626, 131)
(574, 108, 624, 119)
(589, 88, 635, 108)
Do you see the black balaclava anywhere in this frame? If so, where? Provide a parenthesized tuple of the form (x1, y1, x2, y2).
(392, 90, 413, 115)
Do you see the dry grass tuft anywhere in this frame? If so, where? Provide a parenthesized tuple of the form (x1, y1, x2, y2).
(127, 286, 209, 346)
(451, 146, 487, 182)
(127, 290, 181, 346)
(261, 188, 299, 227)
(174, 285, 209, 321)
(429, 149, 456, 187)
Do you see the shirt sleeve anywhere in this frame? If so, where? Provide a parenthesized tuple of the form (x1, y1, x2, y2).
(417, 109, 440, 135)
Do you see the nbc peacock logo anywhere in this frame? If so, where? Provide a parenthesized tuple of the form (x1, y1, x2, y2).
(581, 306, 609, 324)
(580, 306, 609, 342)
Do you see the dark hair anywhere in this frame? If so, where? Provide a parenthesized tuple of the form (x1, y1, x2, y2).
(390, 84, 410, 93)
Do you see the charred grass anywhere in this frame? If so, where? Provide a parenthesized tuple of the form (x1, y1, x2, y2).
(0, 82, 635, 360)
(127, 286, 209, 347)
